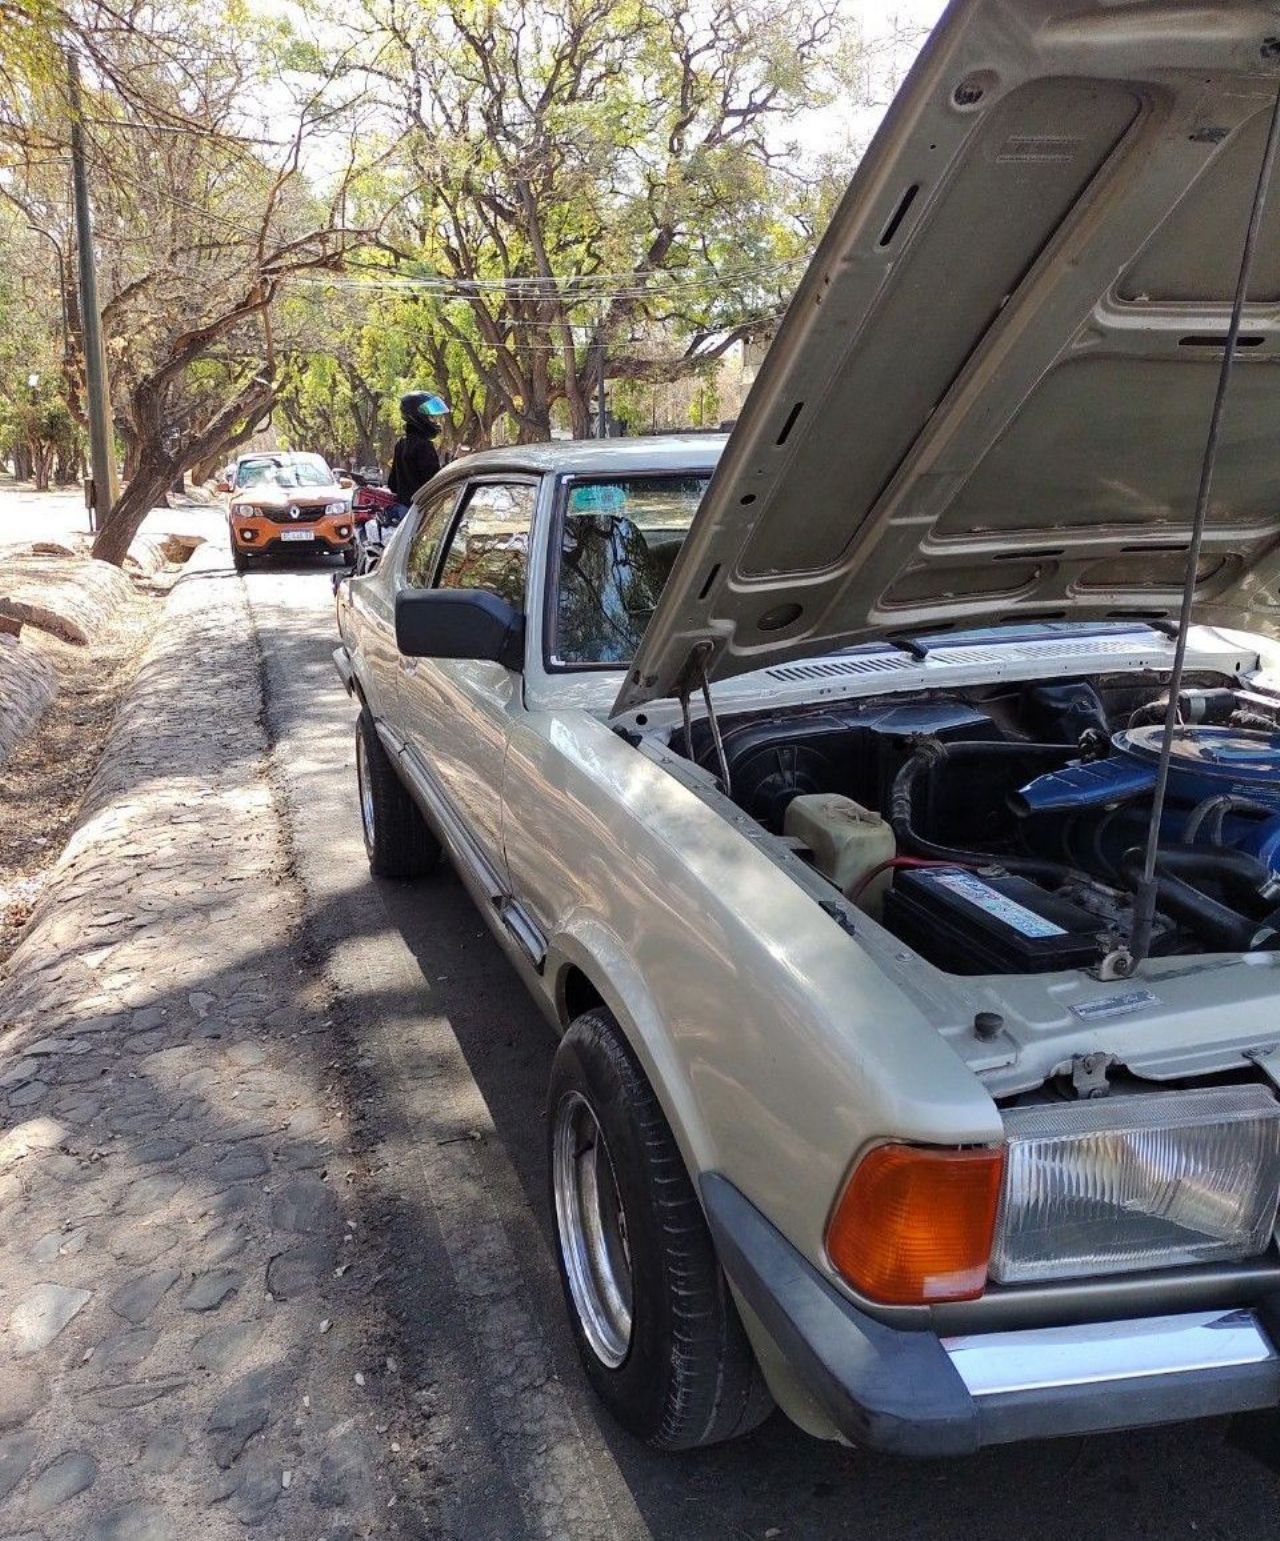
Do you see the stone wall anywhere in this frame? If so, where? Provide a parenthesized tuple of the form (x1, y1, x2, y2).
(0, 557, 136, 646)
(0, 635, 56, 766)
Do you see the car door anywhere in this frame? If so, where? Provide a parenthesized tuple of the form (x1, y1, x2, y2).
(397, 476, 537, 874)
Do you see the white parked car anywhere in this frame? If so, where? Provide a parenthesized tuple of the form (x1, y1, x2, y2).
(334, 0, 1280, 1456)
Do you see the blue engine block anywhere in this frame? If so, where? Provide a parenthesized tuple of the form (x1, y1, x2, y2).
(1015, 726, 1280, 874)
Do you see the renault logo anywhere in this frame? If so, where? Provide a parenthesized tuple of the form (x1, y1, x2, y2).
(289, 507, 300, 520)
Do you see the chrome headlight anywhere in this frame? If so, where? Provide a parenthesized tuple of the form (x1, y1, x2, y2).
(992, 1085, 1280, 1284)
(230, 502, 252, 515)
(325, 500, 347, 515)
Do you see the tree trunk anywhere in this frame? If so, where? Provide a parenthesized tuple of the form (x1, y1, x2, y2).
(91, 458, 173, 565)
(567, 388, 590, 439)
(30, 442, 52, 491)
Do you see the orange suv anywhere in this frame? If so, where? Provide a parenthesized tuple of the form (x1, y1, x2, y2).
(224, 453, 355, 571)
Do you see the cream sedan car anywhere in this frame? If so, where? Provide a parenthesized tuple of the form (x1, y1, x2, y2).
(334, 0, 1280, 1456)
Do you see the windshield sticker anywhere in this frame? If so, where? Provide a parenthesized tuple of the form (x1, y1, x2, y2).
(930, 871, 1066, 937)
(568, 484, 627, 515)
(1069, 990, 1160, 1022)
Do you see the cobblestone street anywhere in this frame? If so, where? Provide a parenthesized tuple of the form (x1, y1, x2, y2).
(0, 545, 411, 1537)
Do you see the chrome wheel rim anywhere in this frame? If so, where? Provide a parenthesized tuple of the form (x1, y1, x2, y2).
(355, 730, 375, 853)
(553, 1091, 633, 1368)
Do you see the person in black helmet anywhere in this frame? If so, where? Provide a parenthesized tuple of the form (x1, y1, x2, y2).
(387, 391, 443, 511)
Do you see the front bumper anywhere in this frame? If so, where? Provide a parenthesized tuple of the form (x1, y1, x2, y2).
(230, 514, 353, 553)
(701, 1174, 1280, 1455)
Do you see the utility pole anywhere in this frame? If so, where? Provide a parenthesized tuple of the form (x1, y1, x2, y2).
(595, 335, 607, 439)
(67, 49, 118, 527)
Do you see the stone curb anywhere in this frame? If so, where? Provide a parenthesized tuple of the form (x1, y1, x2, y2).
(0, 543, 398, 1538)
(122, 534, 167, 577)
(0, 557, 135, 647)
(0, 634, 56, 768)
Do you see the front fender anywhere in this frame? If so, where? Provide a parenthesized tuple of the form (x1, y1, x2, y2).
(544, 915, 717, 1180)
(504, 708, 1002, 1281)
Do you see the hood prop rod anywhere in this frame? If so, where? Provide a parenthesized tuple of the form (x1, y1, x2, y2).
(1128, 83, 1280, 970)
(678, 641, 732, 797)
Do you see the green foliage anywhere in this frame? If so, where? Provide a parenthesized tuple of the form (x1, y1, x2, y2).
(0, 206, 82, 480)
(0, 0, 876, 506)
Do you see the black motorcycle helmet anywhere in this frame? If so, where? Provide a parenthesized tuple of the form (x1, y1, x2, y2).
(399, 390, 447, 434)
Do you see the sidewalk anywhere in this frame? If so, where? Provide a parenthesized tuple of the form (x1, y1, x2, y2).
(0, 544, 409, 1538)
(0, 480, 222, 558)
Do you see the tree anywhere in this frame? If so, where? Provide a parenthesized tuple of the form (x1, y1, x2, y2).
(275, 271, 510, 464)
(77, 8, 375, 561)
(1, 0, 377, 561)
(0, 206, 83, 483)
(2, 0, 884, 559)
(347, 0, 842, 440)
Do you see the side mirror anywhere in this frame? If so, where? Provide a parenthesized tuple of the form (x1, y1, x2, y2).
(396, 589, 524, 671)
(338, 475, 353, 489)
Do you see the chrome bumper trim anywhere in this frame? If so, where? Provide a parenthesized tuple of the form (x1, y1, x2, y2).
(943, 1308, 1275, 1397)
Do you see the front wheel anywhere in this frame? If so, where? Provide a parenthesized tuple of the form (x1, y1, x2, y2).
(232, 545, 250, 572)
(355, 707, 440, 879)
(548, 1008, 772, 1449)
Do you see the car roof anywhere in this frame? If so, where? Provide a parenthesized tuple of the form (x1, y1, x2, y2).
(237, 451, 327, 467)
(442, 434, 727, 480)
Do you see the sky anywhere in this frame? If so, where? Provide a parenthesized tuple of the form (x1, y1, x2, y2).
(828, 0, 950, 155)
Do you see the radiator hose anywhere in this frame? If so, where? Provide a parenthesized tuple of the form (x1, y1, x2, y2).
(1118, 848, 1280, 952)
(889, 740, 1080, 886)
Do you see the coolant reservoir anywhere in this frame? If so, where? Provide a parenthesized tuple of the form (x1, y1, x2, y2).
(784, 793, 896, 916)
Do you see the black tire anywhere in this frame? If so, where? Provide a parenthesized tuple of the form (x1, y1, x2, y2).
(342, 546, 356, 569)
(548, 1008, 773, 1449)
(355, 706, 440, 879)
(232, 545, 250, 572)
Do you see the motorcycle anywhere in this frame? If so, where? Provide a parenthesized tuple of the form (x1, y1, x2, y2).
(349, 476, 408, 575)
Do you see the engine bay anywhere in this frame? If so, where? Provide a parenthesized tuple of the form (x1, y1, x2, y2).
(676, 669, 1280, 975)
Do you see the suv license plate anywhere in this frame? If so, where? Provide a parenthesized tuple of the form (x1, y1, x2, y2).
(280, 529, 315, 542)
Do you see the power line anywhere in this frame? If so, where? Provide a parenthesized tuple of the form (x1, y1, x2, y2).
(294, 307, 788, 358)
(324, 257, 805, 295)
(296, 269, 800, 309)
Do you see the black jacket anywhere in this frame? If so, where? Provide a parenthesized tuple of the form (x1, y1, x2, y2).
(388, 424, 441, 503)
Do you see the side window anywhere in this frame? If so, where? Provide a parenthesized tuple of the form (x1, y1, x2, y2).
(403, 489, 458, 588)
(436, 482, 535, 608)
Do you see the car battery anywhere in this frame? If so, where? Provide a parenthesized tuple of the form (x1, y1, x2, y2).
(883, 866, 1103, 974)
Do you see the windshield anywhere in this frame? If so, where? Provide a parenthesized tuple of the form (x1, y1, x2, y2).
(553, 475, 709, 665)
(236, 459, 330, 490)
(550, 474, 1163, 671)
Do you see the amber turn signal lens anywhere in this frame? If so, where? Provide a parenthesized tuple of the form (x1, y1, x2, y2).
(826, 1143, 1005, 1304)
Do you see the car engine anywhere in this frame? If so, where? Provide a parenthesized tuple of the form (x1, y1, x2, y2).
(678, 674, 1280, 974)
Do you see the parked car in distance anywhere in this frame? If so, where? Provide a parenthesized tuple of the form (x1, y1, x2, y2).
(224, 453, 356, 571)
(333, 0, 1280, 1460)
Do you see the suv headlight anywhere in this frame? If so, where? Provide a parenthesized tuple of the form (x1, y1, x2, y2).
(325, 500, 346, 515)
(230, 502, 252, 516)
(992, 1085, 1280, 1284)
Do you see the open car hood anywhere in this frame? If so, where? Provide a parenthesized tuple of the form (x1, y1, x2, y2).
(615, 0, 1280, 713)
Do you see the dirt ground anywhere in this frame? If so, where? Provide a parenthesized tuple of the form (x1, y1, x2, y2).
(0, 572, 170, 968)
